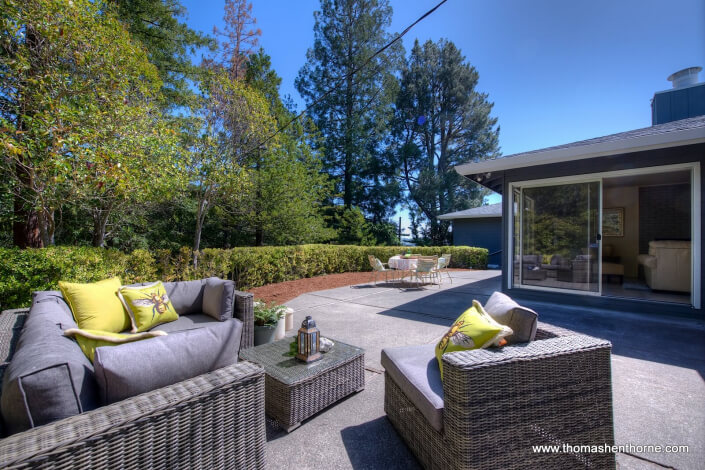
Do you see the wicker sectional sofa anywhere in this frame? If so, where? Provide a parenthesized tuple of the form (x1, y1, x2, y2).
(0, 279, 265, 469)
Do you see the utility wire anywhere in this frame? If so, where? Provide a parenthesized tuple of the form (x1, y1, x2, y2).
(246, 0, 449, 153)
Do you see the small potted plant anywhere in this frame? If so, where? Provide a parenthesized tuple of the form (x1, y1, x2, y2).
(254, 301, 287, 346)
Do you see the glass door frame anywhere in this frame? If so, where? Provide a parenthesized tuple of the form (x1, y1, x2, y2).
(509, 175, 603, 297)
(506, 162, 701, 309)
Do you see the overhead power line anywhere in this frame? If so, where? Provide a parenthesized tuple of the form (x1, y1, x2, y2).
(246, 0, 450, 154)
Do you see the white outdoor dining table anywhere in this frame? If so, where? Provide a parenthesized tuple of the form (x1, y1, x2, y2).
(388, 256, 418, 271)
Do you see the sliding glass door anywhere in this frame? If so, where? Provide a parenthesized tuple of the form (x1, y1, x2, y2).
(513, 180, 601, 293)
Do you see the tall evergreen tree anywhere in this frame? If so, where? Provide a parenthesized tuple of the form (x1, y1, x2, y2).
(243, 51, 333, 246)
(213, 0, 261, 80)
(111, 0, 213, 109)
(295, 0, 403, 222)
(392, 39, 500, 245)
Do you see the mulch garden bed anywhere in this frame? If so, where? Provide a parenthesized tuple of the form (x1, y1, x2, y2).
(248, 269, 471, 304)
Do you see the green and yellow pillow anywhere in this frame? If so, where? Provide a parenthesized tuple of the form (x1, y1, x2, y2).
(435, 300, 513, 378)
(118, 281, 179, 332)
(59, 277, 131, 333)
(64, 328, 167, 362)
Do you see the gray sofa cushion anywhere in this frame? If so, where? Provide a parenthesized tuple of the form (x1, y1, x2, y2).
(483, 291, 538, 344)
(94, 319, 242, 404)
(202, 278, 235, 321)
(149, 313, 222, 333)
(1, 295, 99, 434)
(381, 343, 444, 432)
(163, 279, 205, 315)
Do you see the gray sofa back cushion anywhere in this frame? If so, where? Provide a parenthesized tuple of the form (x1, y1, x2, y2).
(163, 279, 206, 315)
(1, 294, 99, 434)
(202, 278, 235, 321)
(94, 318, 242, 404)
(483, 291, 538, 344)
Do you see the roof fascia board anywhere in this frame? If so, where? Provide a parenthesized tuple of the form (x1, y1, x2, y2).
(455, 126, 705, 176)
(437, 214, 502, 220)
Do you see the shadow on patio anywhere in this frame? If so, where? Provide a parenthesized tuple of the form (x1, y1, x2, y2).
(372, 272, 705, 374)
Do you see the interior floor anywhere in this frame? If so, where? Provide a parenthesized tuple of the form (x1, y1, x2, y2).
(513, 274, 691, 305)
(601, 278, 691, 305)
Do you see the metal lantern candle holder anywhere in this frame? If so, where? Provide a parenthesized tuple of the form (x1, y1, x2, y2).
(296, 316, 322, 363)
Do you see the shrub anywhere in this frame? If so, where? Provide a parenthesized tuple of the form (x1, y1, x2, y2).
(0, 244, 487, 309)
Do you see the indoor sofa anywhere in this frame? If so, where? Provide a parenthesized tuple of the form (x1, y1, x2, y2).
(638, 240, 691, 293)
(0, 278, 265, 469)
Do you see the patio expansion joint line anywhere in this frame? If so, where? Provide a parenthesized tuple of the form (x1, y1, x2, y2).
(364, 366, 384, 375)
(619, 451, 674, 469)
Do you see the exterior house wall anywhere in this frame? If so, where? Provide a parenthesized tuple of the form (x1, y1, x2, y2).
(498, 142, 705, 316)
(452, 218, 502, 267)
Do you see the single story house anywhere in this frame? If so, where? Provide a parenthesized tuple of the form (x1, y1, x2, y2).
(455, 114, 703, 316)
(455, 69, 704, 316)
(437, 203, 502, 267)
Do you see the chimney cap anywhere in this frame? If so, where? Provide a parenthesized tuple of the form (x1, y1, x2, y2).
(667, 66, 702, 88)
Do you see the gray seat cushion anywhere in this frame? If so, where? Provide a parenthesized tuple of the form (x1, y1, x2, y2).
(483, 291, 538, 344)
(202, 278, 236, 321)
(381, 343, 444, 432)
(164, 279, 206, 315)
(1, 293, 99, 434)
(149, 313, 221, 333)
(94, 318, 242, 404)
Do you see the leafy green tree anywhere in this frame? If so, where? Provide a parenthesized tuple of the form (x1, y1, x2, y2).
(1, 0, 177, 247)
(295, 0, 403, 221)
(110, 0, 213, 109)
(392, 39, 500, 245)
(184, 67, 275, 265)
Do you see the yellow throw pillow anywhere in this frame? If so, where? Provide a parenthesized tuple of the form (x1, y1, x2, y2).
(64, 328, 167, 362)
(435, 300, 513, 379)
(118, 281, 179, 332)
(59, 277, 131, 333)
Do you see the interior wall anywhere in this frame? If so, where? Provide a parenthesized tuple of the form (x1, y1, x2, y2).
(603, 186, 639, 277)
(638, 183, 691, 253)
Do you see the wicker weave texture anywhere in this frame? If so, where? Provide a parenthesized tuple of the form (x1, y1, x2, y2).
(266, 353, 364, 429)
(241, 339, 365, 430)
(0, 309, 28, 387)
(233, 290, 254, 349)
(385, 325, 616, 470)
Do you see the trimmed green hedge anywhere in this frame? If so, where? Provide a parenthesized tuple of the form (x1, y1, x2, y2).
(0, 245, 487, 309)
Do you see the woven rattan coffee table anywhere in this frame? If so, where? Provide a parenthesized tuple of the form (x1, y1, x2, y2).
(240, 338, 364, 432)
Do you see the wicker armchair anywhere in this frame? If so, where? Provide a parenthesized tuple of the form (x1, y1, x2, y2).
(384, 323, 615, 470)
(0, 290, 265, 469)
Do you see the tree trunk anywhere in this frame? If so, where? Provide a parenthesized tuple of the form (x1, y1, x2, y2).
(92, 208, 110, 247)
(13, 26, 43, 248)
(343, 30, 354, 209)
(13, 193, 42, 248)
(255, 227, 263, 246)
(193, 198, 208, 269)
(37, 208, 54, 247)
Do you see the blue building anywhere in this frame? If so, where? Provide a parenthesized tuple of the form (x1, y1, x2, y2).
(437, 203, 502, 268)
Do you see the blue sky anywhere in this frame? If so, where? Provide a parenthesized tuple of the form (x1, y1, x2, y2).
(181, 0, 704, 220)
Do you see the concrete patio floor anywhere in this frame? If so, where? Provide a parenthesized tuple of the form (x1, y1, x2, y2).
(265, 270, 705, 469)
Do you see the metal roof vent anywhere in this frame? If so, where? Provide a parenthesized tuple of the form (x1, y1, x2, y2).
(667, 66, 702, 89)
